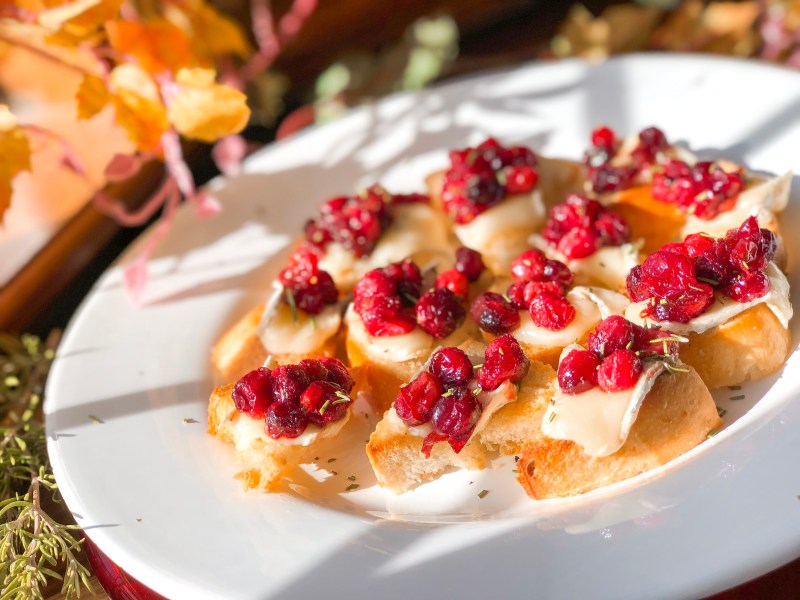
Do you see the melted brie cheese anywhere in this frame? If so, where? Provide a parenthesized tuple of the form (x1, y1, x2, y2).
(256, 285, 343, 355)
(318, 203, 453, 290)
(231, 410, 349, 448)
(542, 356, 665, 457)
(512, 286, 629, 347)
(344, 305, 433, 362)
(625, 263, 792, 334)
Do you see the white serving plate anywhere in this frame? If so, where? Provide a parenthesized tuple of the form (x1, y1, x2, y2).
(46, 54, 800, 599)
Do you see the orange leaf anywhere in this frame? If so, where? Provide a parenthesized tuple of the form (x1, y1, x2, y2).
(38, 0, 122, 45)
(167, 68, 249, 143)
(108, 65, 168, 151)
(107, 18, 195, 75)
(75, 74, 109, 119)
(183, 0, 252, 60)
(0, 106, 31, 223)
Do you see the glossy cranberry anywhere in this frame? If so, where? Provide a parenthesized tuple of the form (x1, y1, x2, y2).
(430, 387, 481, 447)
(542, 194, 631, 260)
(298, 359, 328, 383)
(270, 365, 310, 404)
(724, 271, 771, 302)
(353, 270, 395, 305)
(266, 402, 308, 439)
(504, 165, 539, 194)
(436, 268, 469, 299)
(591, 126, 616, 151)
(300, 381, 350, 426)
(279, 248, 338, 315)
(595, 212, 630, 246)
(395, 371, 444, 426)
(652, 160, 743, 219)
(454, 247, 486, 281)
(597, 349, 643, 392)
(587, 315, 635, 358)
(357, 294, 417, 336)
(503, 145, 538, 167)
(589, 164, 635, 193)
(430, 347, 474, 387)
(543, 259, 575, 289)
(415, 288, 466, 339)
(510, 249, 548, 282)
(471, 292, 520, 334)
(383, 259, 423, 303)
(559, 227, 599, 260)
(232, 367, 273, 417)
(557, 349, 601, 394)
(478, 333, 530, 391)
(354, 266, 417, 336)
(506, 280, 563, 310)
(529, 290, 576, 331)
(631, 126, 668, 168)
(633, 324, 680, 359)
(317, 357, 354, 393)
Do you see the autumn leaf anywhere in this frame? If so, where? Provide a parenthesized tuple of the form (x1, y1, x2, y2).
(37, 0, 122, 45)
(175, 0, 252, 61)
(108, 64, 168, 151)
(75, 74, 109, 119)
(167, 68, 250, 143)
(107, 18, 195, 74)
(0, 105, 31, 223)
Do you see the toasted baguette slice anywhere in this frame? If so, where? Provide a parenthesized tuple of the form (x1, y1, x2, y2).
(366, 360, 556, 494)
(208, 384, 349, 491)
(515, 366, 721, 499)
(212, 304, 339, 382)
(679, 303, 791, 389)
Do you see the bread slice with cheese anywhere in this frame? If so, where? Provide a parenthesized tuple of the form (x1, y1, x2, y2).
(515, 366, 721, 499)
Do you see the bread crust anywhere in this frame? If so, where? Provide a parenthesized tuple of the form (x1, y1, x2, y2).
(679, 303, 791, 389)
(366, 360, 556, 494)
(516, 366, 721, 499)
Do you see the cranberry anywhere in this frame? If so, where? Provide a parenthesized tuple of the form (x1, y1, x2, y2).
(529, 291, 576, 331)
(300, 381, 351, 426)
(589, 164, 635, 193)
(270, 365, 310, 405)
(279, 248, 338, 315)
(383, 259, 422, 304)
(317, 357, 354, 393)
(543, 259, 575, 289)
(506, 280, 563, 310)
(503, 144, 538, 167)
(395, 371, 444, 426)
(478, 333, 530, 391)
(542, 194, 631, 260)
(353, 266, 418, 336)
(510, 249, 547, 282)
(587, 315, 635, 358)
(633, 325, 680, 359)
(430, 347, 474, 387)
(454, 247, 486, 281)
(591, 126, 616, 151)
(471, 292, 520, 334)
(504, 165, 539, 194)
(631, 126, 668, 168)
(435, 268, 469, 299)
(652, 160, 743, 219)
(430, 387, 481, 451)
(597, 349, 643, 392)
(724, 271, 770, 302)
(557, 349, 601, 394)
(357, 294, 417, 336)
(595, 212, 630, 246)
(298, 359, 328, 383)
(415, 288, 466, 339)
(265, 402, 308, 439)
(353, 270, 395, 305)
(232, 367, 273, 417)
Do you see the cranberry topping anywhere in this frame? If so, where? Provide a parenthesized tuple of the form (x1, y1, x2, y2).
(584, 125, 670, 193)
(279, 248, 338, 315)
(557, 349, 601, 394)
(591, 126, 616, 151)
(353, 262, 419, 336)
(529, 290, 576, 331)
(232, 367, 273, 417)
(317, 357, 355, 393)
(506, 280, 563, 310)
(442, 138, 539, 224)
(628, 216, 775, 321)
(304, 186, 424, 257)
(266, 402, 309, 439)
(454, 247, 486, 282)
(470, 292, 520, 334)
(395, 371, 444, 427)
(270, 365, 310, 405)
(298, 358, 328, 383)
(597, 349, 643, 392)
(415, 288, 466, 339)
(427, 387, 481, 453)
(631, 126, 669, 169)
(478, 334, 530, 391)
(435, 268, 469, 299)
(510, 249, 575, 289)
(430, 347, 474, 387)
(300, 380, 351, 426)
(542, 194, 631, 260)
(651, 160, 744, 219)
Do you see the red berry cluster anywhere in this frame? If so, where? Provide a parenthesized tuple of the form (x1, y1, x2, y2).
(278, 248, 338, 315)
(304, 186, 428, 258)
(627, 216, 776, 322)
(471, 249, 576, 334)
(395, 335, 530, 456)
(232, 357, 355, 439)
(557, 316, 679, 394)
(584, 126, 669, 194)
(354, 257, 474, 339)
(651, 160, 744, 220)
(541, 194, 631, 260)
(434, 247, 487, 299)
(442, 138, 539, 224)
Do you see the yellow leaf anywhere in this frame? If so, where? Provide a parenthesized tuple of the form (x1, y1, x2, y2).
(75, 74, 109, 119)
(108, 65, 168, 151)
(167, 68, 249, 143)
(38, 0, 122, 45)
(107, 18, 195, 75)
(184, 1, 251, 60)
(0, 106, 31, 223)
